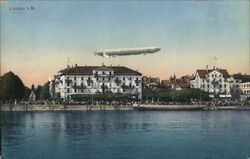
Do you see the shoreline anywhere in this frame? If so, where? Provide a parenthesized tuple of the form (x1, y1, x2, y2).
(1, 104, 250, 111)
(0, 104, 134, 111)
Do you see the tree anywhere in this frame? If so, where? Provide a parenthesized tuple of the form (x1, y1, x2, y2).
(142, 88, 210, 103)
(40, 81, 50, 100)
(34, 85, 42, 100)
(32, 82, 51, 100)
(22, 87, 31, 101)
(0, 71, 25, 102)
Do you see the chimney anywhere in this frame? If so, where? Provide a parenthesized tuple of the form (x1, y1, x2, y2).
(213, 66, 215, 70)
(206, 65, 208, 72)
(75, 63, 77, 67)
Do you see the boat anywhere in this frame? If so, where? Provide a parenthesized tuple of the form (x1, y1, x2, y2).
(133, 104, 206, 111)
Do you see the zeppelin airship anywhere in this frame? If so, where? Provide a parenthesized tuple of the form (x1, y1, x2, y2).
(94, 47, 161, 58)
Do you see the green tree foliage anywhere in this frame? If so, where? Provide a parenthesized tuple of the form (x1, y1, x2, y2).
(143, 88, 210, 103)
(22, 87, 31, 101)
(34, 85, 42, 100)
(0, 71, 25, 101)
(34, 82, 51, 100)
(40, 82, 50, 100)
(71, 93, 134, 102)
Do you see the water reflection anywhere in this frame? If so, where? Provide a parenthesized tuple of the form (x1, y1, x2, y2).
(2, 111, 250, 159)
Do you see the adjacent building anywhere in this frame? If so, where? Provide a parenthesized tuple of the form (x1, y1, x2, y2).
(190, 67, 250, 100)
(190, 67, 231, 96)
(161, 74, 193, 90)
(52, 65, 142, 100)
(232, 73, 250, 100)
(142, 76, 160, 90)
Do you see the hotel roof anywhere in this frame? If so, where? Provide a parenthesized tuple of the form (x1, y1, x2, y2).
(196, 69, 230, 78)
(59, 66, 142, 76)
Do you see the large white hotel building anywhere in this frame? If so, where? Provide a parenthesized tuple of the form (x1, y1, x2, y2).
(53, 65, 142, 100)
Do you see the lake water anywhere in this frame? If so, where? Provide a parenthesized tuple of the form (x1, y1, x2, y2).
(2, 110, 250, 159)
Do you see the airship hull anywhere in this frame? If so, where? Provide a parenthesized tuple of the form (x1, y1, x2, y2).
(94, 47, 161, 58)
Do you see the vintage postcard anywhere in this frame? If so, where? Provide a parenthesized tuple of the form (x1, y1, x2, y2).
(0, 1, 249, 159)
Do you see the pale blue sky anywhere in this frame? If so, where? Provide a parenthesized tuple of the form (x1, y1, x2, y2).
(1, 1, 249, 86)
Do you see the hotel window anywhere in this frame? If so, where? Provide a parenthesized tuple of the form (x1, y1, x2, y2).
(129, 77, 132, 81)
(74, 83, 76, 86)
(123, 77, 125, 81)
(74, 77, 76, 80)
(81, 77, 83, 80)
(97, 77, 99, 81)
(67, 89, 70, 93)
(67, 77, 69, 79)
(67, 83, 70, 86)
(74, 89, 76, 93)
(81, 89, 84, 93)
(103, 77, 105, 81)
(207, 85, 210, 88)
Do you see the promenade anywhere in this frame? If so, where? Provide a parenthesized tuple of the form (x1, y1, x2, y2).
(1, 104, 133, 111)
(1, 103, 250, 111)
